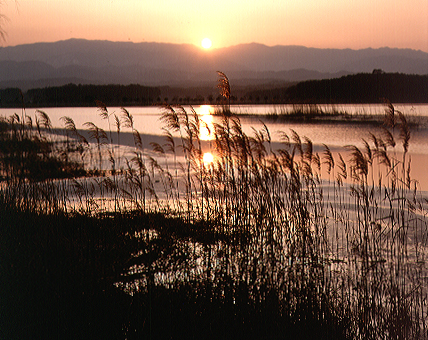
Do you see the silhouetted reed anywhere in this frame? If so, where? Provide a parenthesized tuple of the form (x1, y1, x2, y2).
(1, 93, 427, 339)
(266, 103, 389, 126)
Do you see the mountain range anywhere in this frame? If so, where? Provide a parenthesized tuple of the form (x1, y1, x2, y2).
(0, 39, 428, 90)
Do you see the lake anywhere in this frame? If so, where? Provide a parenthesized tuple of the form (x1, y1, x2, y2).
(2, 103, 428, 189)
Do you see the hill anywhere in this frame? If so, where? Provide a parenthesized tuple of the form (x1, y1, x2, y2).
(1, 39, 427, 90)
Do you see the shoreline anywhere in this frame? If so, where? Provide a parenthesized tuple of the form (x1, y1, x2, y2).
(47, 125, 428, 193)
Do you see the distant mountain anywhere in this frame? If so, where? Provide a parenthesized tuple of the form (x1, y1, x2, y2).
(0, 39, 427, 90)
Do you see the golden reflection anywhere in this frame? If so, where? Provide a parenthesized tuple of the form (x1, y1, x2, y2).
(198, 105, 215, 141)
(198, 105, 212, 115)
(203, 152, 214, 165)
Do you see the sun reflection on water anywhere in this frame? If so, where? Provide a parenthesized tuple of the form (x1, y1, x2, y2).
(203, 152, 214, 165)
(198, 105, 215, 141)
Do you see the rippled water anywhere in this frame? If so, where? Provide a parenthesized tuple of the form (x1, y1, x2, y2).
(2, 103, 428, 188)
(2, 103, 428, 141)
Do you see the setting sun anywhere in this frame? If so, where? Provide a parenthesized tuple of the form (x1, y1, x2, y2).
(201, 38, 212, 49)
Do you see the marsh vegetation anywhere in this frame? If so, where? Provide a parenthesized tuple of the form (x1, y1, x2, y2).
(1, 77, 428, 339)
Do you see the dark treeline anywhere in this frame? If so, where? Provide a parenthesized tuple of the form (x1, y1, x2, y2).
(246, 72, 428, 104)
(0, 83, 161, 108)
(1, 72, 428, 108)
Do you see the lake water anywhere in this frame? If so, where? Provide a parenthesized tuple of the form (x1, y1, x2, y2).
(2, 103, 428, 189)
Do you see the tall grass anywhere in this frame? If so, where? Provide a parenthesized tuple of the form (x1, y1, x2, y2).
(1, 96, 427, 339)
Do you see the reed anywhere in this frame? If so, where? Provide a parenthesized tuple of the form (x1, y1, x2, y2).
(1, 87, 427, 339)
(265, 103, 389, 126)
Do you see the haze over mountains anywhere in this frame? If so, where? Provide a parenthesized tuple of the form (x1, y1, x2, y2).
(0, 39, 428, 90)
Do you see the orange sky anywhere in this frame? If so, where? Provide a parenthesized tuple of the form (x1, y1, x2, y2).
(1, 0, 428, 51)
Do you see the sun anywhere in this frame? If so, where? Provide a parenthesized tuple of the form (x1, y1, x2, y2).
(201, 38, 212, 49)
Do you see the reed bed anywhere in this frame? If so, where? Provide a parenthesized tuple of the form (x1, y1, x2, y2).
(1, 98, 427, 339)
(265, 103, 393, 125)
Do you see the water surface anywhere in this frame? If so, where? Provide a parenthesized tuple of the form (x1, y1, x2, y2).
(2, 104, 428, 188)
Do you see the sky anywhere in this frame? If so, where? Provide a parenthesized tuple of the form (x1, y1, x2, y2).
(1, 0, 428, 52)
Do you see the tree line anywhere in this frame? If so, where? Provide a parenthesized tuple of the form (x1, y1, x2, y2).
(247, 72, 428, 104)
(1, 72, 428, 108)
(0, 83, 161, 108)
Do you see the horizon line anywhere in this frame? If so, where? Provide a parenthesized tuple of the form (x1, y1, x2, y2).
(2, 38, 427, 53)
